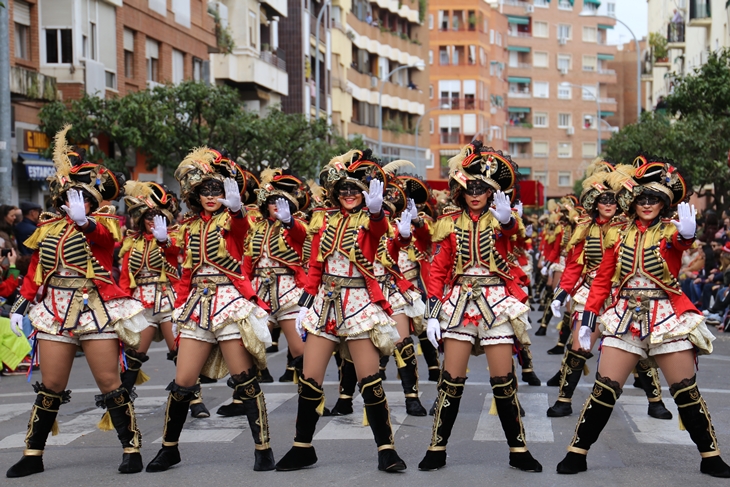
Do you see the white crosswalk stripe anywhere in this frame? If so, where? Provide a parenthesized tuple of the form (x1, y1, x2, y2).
(314, 394, 413, 440)
(474, 392, 555, 443)
(618, 395, 692, 445)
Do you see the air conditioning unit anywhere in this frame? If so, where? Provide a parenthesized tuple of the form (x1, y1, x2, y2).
(566, 126, 575, 135)
(559, 67, 568, 75)
(558, 37, 567, 45)
(524, 5, 534, 14)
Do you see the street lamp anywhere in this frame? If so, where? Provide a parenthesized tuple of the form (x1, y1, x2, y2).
(579, 11, 641, 122)
(560, 82, 602, 154)
(378, 62, 425, 159)
(314, 0, 331, 120)
(413, 104, 450, 177)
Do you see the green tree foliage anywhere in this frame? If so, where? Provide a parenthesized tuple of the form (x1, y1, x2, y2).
(38, 81, 365, 180)
(603, 49, 730, 213)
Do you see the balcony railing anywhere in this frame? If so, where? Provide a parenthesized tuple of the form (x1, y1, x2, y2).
(260, 50, 286, 71)
(438, 97, 485, 110)
(598, 68, 616, 76)
(508, 90, 531, 98)
(310, 14, 326, 42)
(508, 31, 532, 38)
(503, 0, 531, 6)
(509, 152, 529, 159)
(558, 0, 573, 10)
(440, 132, 461, 144)
(509, 63, 532, 69)
(667, 22, 686, 43)
(598, 97, 617, 104)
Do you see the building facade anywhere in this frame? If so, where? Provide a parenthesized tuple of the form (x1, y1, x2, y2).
(501, 0, 617, 199)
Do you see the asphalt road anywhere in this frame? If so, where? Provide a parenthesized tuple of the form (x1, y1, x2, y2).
(2, 308, 730, 486)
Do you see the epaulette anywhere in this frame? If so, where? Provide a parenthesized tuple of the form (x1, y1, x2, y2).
(37, 211, 63, 225)
(431, 212, 458, 242)
(94, 204, 117, 216)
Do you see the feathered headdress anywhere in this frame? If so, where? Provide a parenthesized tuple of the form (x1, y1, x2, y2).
(123, 181, 179, 228)
(255, 168, 310, 211)
(318, 149, 386, 206)
(174, 147, 247, 210)
(447, 141, 517, 202)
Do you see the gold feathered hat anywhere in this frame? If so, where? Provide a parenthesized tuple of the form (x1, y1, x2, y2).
(255, 168, 310, 211)
(123, 181, 179, 228)
(174, 147, 247, 210)
(579, 158, 617, 213)
(614, 154, 689, 214)
(319, 149, 387, 205)
(447, 141, 518, 202)
(48, 125, 124, 209)
(382, 159, 416, 215)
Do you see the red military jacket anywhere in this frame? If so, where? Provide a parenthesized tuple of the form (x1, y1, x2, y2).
(119, 229, 181, 294)
(242, 214, 308, 288)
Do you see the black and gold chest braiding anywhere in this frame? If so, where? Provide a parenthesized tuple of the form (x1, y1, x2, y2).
(249, 220, 300, 265)
(319, 212, 374, 277)
(128, 238, 178, 278)
(39, 227, 109, 279)
(583, 234, 604, 272)
(615, 224, 678, 289)
(453, 213, 510, 276)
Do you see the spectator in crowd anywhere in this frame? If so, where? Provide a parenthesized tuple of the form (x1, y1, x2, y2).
(703, 242, 730, 329)
(0, 205, 19, 251)
(15, 201, 42, 255)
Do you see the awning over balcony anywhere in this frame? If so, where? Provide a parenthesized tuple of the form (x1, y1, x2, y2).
(508, 76, 531, 84)
(508, 107, 531, 113)
(597, 53, 615, 60)
(508, 137, 531, 143)
(597, 23, 614, 30)
(600, 111, 615, 116)
(507, 46, 531, 52)
(584, 0, 601, 5)
(507, 15, 530, 25)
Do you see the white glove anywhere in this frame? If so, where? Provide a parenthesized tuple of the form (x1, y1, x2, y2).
(397, 199, 415, 238)
(274, 198, 292, 224)
(489, 191, 513, 225)
(671, 202, 697, 240)
(60, 189, 88, 227)
(515, 201, 524, 218)
(295, 307, 309, 337)
(541, 265, 548, 276)
(525, 224, 533, 237)
(216, 178, 242, 213)
(10, 313, 24, 337)
(363, 179, 384, 214)
(578, 326, 592, 350)
(152, 215, 168, 242)
(426, 318, 442, 349)
(550, 299, 563, 319)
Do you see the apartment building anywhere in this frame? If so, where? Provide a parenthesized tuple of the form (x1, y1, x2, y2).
(645, 0, 721, 109)
(606, 38, 647, 128)
(500, 0, 617, 199)
(426, 0, 509, 182)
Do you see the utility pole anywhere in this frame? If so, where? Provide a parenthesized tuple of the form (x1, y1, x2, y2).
(0, 3, 13, 204)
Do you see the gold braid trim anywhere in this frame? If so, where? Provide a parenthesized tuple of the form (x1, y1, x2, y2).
(94, 214, 123, 242)
(23, 218, 66, 251)
(431, 213, 456, 243)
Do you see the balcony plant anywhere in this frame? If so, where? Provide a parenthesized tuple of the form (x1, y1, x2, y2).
(207, 4, 235, 55)
(650, 32, 669, 63)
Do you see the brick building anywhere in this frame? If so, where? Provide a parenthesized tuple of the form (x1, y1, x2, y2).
(606, 38, 647, 129)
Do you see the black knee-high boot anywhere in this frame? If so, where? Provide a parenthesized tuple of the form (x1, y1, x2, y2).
(379, 355, 389, 380)
(120, 349, 150, 396)
(546, 349, 590, 417)
(266, 327, 280, 353)
(535, 286, 553, 335)
(327, 358, 357, 416)
(146, 381, 199, 472)
(418, 332, 441, 382)
(418, 371, 466, 471)
(635, 359, 672, 419)
(490, 373, 542, 472)
(189, 377, 210, 418)
(279, 349, 296, 382)
(556, 373, 622, 474)
(547, 314, 572, 355)
(671, 376, 730, 478)
(395, 337, 427, 416)
(227, 369, 276, 470)
(360, 374, 406, 472)
(275, 376, 325, 471)
(6, 383, 71, 478)
(518, 346, 541, 386)
(97, 387, 143, 473)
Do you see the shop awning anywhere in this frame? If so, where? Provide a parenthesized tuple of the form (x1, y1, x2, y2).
(508, 137, 531, 143)
(17, 152, 55, 181)
(597, 23, 614, 30)
(507, 16, 530, 25)
(600, 111, 615, 116)
(597, 53, 615, 60)
(508, 107, 531, 113)
(508, 76, 531, 84)
(507, 45, 531, 52)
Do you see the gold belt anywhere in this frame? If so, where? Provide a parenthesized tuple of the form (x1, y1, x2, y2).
(254, 267, 294, 277)
(134, 276, 160, 286)
(317, 274, 367, 330)
(178, 275, 231, 330)
(402, 268, 419, 282)
(254, 267, 294, 312)
(46, 277, 110, 332)
(447, 275, 502, 329)
(48, 276, 94, 289)
(455, 275, 502, 287)
(322, 274, 366, 288)
(618, 289, 667, 300)
(134, 275, 175, 314)
(615, 289, 666, 339)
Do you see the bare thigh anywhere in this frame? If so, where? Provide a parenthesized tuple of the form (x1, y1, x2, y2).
(175, 338, 214, 387)
(347, 339, 381, 382)
(136, 326, 157, 354)
(442, 338, 473, 378)
(596, 346, 642, 387)
(159, 321, 176, 351)
(82, 339, 124, 394)
(219, 339, 255, 377)
(301, 334, 337, 384)
(38, 340, 77, 392)
(653, 349, 696, 386)
(392, 314, 411, 344)
(483, 343, 515, 378)
(279, 319, 304, 357)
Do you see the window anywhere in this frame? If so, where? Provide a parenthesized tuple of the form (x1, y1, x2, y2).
(557, 54, 571, 72)
(249, 10, 257, 48)
(583, 114, 595, 129)
(534, 171, 548, 186)
(429, 118, 434, 134)
(429, 50, 433, 65)
(582, 55, 597, 71)
(468, 45, 476, 65)
(533, 81, 549, 98)
(490, 29, 495, 44)
(558, 84, 571, 99)
(13, 1, 31, 60)
(534, 0, 549, 6)
(582, 142, 597, 158)
(146, 38, 160, 82)
(496, 32, 502, 46)
(439, 47, 448, 65)
(558, 24, 571, 40)
(533, 51, 548, 68)
(172, 49, 184, 84)
(193, 57, 203, 81)
(533, 141, 549, 158)
(607, 1, 616, 17)
(427, 153, 435, 169)
(558, 171, 572, 187)
(533, 112, 548, 127)
(558, 113, 572, 128)
(428, 14, 433, 30)
(480, 47, 486, 66)
(124, 29, 134, 78)
(89, 22, 97, 60)
(533, 21, 548, 38)
(582, 84, 597, 100)
(45, 29, 73, 64)
(452, 46, 459, 65)
(438, 10, 448, 30)
(105, 70, 116, 90)
(583, 26, 597, 43)
(558, 142, 572, 158)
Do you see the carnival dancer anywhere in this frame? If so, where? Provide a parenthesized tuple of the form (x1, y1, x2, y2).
(556, 156, 729, 477)
(6, 126, 147, 477)
(546, 161, 672, 419)
(418, 142, 542, 472)
(146, 148, 275, 472)
(275, 149, 407, 472)
(216, 168, 310, 416)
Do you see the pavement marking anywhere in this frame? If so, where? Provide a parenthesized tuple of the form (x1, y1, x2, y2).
(618, 395, 693, 445)
(473, 392, 554, 443)
(313, 394, 412, 440)
(0, 403, 31, 424)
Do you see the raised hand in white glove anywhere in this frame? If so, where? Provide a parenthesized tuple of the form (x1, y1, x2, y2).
(363, 179, 384, 214)
(550, 299, 563, 319)
(60, 189, 88, 227)
(295, 307, 309, 337)
(578, 326, 592, 350)
(515, 201, 524, 218)
(426, 318, 442, 349)
(489, 191, 513, 225)
(525, 224, 533, 237)
(397, 199, 415, 238)
(10, 313, 24, 337)
(671, 202, 697, 240)
(274, 198, 292, 224)
(540, 265, 549, 276)
(152, 215, 168, 242)
(216, 178, 242, 213)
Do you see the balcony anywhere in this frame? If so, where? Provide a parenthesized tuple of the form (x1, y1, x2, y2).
(440, 132, 462, 144)
(348, 13, 425, 60)
(508, 31, 532, 38)
(667, 22, 686, 49)
(212, 50, 288, 96)
(509, 63, 532, 70)
(558, 0, 573, 10)
(689, 0, 711, 27)
(310, 13, 326, 42)
(503, 0, 531, 6)
(261, 0, 286, 17)
(10, 66, 57, 101)
(260, 49, 286, 71)
(438, 97, 485, 110)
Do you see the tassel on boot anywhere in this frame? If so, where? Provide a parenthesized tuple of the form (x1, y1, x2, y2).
(275, 376, 324, 471)
(360, 374, 406, 472)
(97, 387, 143, 473)
(418, 371, 467, 471)
(120, 349, 150, 396)
(146, 381, 199, 472)
(395, 337, 427, 416)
